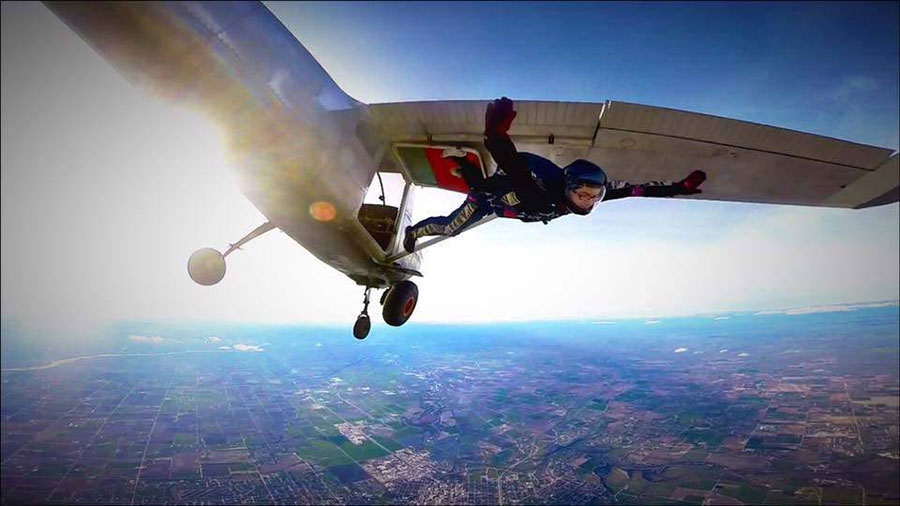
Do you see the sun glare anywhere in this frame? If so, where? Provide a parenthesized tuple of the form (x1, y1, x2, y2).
(309, 201, 337, 221)
(143, 101, 230, 169)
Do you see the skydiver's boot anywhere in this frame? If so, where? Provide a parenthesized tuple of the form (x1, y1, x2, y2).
(403, 226, 417, 254)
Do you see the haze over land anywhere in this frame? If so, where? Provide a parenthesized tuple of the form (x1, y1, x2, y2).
(2, 307, 898, 504)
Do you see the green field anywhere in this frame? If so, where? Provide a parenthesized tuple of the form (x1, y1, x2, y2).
(764, 491, 819, 505)
(229, 462, 255, 472)
(174, 432, 196, 445)
(681, 480, 716, 491)
(576, 457, 608, 477)
(821, 487, 865, 505)
(715, 482, 768, 504)
(682, 449, 709, 461)
(626, 471, 677, 498)
(372, 436, 403, 452)
(382, 404, 406, 414)
(683, 428, 724, 447)
(391, 425, 421, 439)
(587, 398, 608, 411)
(159, 397, 178, 413)
(310, 417, 341, 437)
(33, 462, 70, 476)
(296, 440, 353, 467)
(286, 424, 306, 438)
(337, 440, 389, 462)
(491, 448, 514, 466)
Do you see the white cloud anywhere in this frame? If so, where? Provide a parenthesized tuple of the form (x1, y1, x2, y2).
(219, 345, 231, 350)
(852, 301, 898, 309)
(754, 310, 784, 316)
(738, 352, 749, 357)
(753, 300, 898, 316)
(674, 347, 688, 353)
(784, 305, 857, 315)
(206, 336, 223, 343)
(233, 343, 264, 352)
(129, 334, 164, 344)
(831, 76, 878, 102)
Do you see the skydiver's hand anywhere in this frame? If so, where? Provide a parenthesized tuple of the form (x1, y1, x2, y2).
(675, 170, 706, 195)
(484, 97, 517, 137)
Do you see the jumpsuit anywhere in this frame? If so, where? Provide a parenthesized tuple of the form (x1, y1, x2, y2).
(406, 133, 680, 241)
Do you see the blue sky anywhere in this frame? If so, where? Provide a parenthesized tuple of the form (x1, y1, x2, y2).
(1, 1, 897, 337)
(268, 1, 898, 147)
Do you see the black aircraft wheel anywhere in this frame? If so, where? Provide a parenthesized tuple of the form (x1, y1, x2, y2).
(382, 280, 418, 327)
(353, 314, 371, 340)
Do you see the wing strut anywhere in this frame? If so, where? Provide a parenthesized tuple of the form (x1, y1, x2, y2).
(188, 222, 277, 286)
(224, 222, 277, 257)
(384, 215, 498, 263)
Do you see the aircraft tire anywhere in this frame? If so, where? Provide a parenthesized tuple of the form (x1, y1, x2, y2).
(353, 314, 371, 339)
(382, 280, 418, 327)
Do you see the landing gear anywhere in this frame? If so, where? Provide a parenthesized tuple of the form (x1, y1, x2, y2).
(382, 280, 418, 327)
(352, 280, 419, 338)
(354, 288, 373, 340)
(187, 222, 275, 286)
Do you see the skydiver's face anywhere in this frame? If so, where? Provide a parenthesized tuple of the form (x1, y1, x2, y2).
(566, 186, 605, 213)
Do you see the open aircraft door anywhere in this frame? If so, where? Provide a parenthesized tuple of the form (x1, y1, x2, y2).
(379, 144, 497, 263)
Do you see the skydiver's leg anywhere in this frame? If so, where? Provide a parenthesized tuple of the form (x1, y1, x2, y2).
(403, 194, 493, 253)
(409, 194, 492, 239)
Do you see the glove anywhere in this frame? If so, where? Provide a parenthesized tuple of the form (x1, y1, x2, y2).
(484, 97, 517, 137)
(675, 170, 706, 195)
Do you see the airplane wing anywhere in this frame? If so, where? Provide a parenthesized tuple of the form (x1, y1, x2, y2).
(367, 100, 898, 209)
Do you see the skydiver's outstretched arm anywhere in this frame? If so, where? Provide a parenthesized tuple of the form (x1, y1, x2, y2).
(604, 179, 676, 201)
(604, 170, 707, 202)
(482, 97, 535, 190)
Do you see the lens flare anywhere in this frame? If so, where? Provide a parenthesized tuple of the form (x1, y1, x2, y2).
(309, 201, 337, 222)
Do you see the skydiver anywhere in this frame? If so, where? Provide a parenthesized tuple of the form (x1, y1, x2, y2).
(402, 97, 707, 253)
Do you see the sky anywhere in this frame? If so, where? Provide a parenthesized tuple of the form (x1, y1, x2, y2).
(1, 1, 898, 338)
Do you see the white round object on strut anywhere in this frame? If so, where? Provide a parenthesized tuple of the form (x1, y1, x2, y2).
(187, 248, 226, 286)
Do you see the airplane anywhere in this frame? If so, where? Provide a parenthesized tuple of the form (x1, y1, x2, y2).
(46, 1, 898, 339)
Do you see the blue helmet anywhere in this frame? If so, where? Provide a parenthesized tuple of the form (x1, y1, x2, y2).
(563, 159, 607, 214)
(564, 159, 607, 190)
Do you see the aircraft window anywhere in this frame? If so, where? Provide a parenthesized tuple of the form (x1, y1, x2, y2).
(363, 172, 405, 208)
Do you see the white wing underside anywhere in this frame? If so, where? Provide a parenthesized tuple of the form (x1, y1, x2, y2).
(367, 100, 898, 209)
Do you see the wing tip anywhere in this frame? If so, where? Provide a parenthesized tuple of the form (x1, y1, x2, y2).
(854, 186, 900, 209)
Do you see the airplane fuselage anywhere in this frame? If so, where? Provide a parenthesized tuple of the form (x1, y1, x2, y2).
(47, 1, 421, 288)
